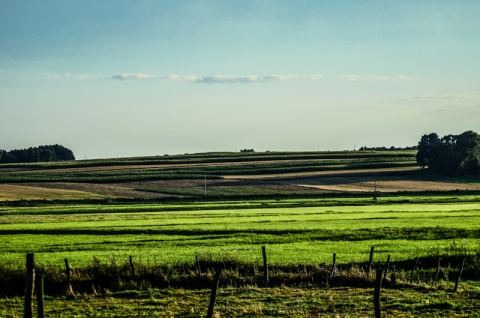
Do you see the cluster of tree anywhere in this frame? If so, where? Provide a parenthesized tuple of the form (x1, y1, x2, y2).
(0, 145, 75, 163)
(240, 149, 255, 153)
(358, 146, 417, 151)
(416, 131, 480, 175)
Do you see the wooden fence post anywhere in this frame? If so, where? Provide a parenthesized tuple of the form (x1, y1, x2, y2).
(24, 253, 35, 318)
(328, 253, 337, 285)
(129, 256, 135, 279)
(374, 269, 383, 318)
(453, 257, 466, 293)
(367, 246, 375, 279)
(36, 268, 45, 318)
(206, 268, 222, 318)
(383, 255, 391, 280)
(196, 254, 202, 289)
(431, 257, 441, 288)
(262, 246, 269, 287)
(410, 257, 418, 284)
(64, 259, 74, 296)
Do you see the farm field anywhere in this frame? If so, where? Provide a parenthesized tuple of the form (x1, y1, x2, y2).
(1, 198, 480, 266)
(1, 150, 480, 316)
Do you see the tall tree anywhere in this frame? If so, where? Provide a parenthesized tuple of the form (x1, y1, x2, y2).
(416, 131, 480, 175)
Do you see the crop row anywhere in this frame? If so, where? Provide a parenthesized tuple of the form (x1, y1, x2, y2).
(0, 161, 416, 183)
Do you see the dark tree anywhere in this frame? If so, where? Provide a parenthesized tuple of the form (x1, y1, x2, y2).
(416, 131, 480, 175)
(416, 133, 439, 169)
(0, 145, 75, 163)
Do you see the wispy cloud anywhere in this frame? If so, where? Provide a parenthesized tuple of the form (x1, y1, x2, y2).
(337, 74, 414, 81)
(111, 73, 157, 80)
(46, 73, 101, 81)
(111, 73, 323, 84)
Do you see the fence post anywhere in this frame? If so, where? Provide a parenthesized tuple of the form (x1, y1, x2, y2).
(24, 253, 35, 318)
(129, 256, 135, 279)
(262, 246, 269, 287)
(36, 268, 45, 318)
(64, 259, 74, 296)
(431, 257, 441, 288)
(453, 257, 466, 293)
(206, 268, 222, 318)
(328, 253, 336, 285)
(367, 246, 375, 279)
(374, 269, 383, 318)
(196, 254, 202, 289)
(383, 255, 391, 280)
(410, 257, 418, 284)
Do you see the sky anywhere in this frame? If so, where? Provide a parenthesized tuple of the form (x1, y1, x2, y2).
(1, 0, 479, 159)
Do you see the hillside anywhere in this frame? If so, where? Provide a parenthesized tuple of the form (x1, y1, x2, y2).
(0, 150, 479, 202)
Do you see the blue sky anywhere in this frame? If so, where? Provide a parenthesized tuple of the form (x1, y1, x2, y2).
(1, 0, 479, 158)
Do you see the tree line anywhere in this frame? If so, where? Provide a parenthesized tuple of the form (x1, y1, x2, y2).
(0, 145, 75, 163)
(416, 130, 480, 175)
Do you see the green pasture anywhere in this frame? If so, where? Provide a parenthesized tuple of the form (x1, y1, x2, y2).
(2, 284, 480, 317)
(1, 199, 479, 267)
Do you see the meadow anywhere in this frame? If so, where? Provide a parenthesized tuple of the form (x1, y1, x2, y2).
(1, 150, 480, 316)
(1, 199, 480, 266)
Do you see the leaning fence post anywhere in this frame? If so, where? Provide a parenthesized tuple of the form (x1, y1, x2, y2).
(410, 257, 418, 284)
(206, 268, 222, 318)
(374, 268, 383, 318)
(367, 246, 375, 279)
(64, 258, 74, 296)
(431, 257, 441, 288)
(453, 257, 466, 293)
(24, 253, 35, 318)
(262, 246, 269, 287)
(36, 268, 45, 318)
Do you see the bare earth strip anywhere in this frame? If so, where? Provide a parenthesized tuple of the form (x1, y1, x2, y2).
(294, 177, 480, 192)
(0, 184, 105, 201)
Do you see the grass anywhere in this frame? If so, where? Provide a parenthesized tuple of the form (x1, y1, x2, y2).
(1, 200, 479, 266)
(1, 284, 479, 317)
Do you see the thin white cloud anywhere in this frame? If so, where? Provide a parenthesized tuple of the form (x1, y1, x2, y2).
(337, 74, 414, 81)
(46, 73, 102, 81)
(111, 73, 323, 83)
(111, 73, 157, 80)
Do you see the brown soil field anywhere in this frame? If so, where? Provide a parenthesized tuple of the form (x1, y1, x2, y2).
(0, 184, 105, 201)
(291, 176, 480, 192)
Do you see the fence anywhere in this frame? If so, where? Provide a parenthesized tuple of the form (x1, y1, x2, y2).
(10, 246, 472, 318)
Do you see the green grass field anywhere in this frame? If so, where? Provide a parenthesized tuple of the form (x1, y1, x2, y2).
(1, 198, 479, 266)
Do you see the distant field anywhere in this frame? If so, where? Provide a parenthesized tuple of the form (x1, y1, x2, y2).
(1, 150, 479, 201)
